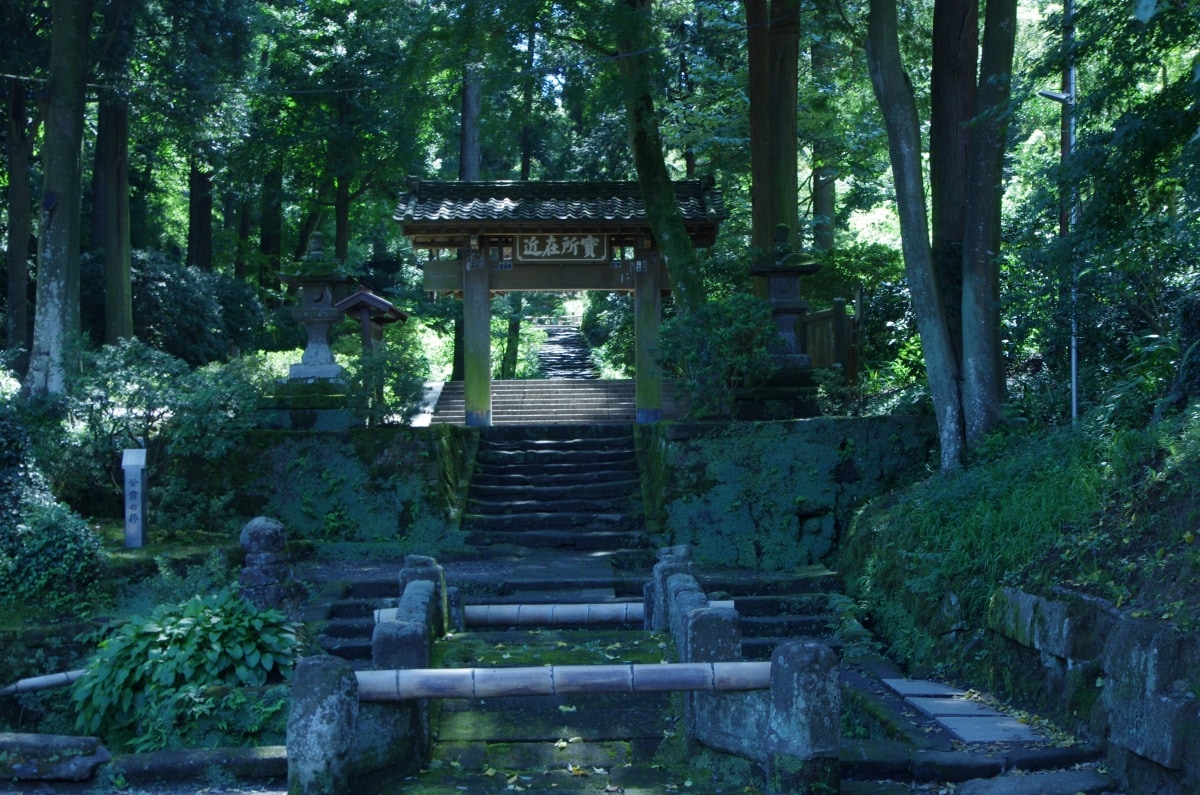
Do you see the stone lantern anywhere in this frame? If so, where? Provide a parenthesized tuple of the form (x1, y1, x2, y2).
(282, 233, 353, 381)
(750, 227, 821, 378)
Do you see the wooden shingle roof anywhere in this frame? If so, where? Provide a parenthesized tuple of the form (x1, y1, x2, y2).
(394, 177, 726, 249)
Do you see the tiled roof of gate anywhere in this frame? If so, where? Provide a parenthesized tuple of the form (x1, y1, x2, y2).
(394, 177, 726, 246)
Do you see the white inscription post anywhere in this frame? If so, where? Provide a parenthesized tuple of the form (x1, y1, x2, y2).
(122, 448, 146, 548)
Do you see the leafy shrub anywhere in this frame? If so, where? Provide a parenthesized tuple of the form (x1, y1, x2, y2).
(0, 400, 103, 608)
(662, 294, 779, 418)
(26, 340, 270, 526)
(581, 292, 635, 377)
(71, 589, 300, 751)
(81, 250, 268, 366)
(342, 322, 430, 425)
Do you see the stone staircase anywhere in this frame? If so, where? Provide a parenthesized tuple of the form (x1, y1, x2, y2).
(428, 379, 642, 425)
(463, 425, 648, 552)
(535, 324, 598, 379)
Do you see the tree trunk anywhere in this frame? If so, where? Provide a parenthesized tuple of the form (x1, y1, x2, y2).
(27, 0, 91, 396)
(766, 0, 800, 253)
(745, 0, 771, 262)
(501, 295, 524, 379)
(615, 0, 702, 313)
(460, 62, 482, 182)
(186, 158, 214, 270)
(259, 164, 283, 286)
(866, 0, 964, 469)
(810, 0, 837, 253)
(452, 60, 483, 383)
(929, 0, 977, 364)
(520, 27, 536, 181)
(98, 99, 133, 343)
(5, 79, 40, 364)
(234, 197, 251, 279)
(334, 172, 351, 262)
(960, 0, 1017, 447)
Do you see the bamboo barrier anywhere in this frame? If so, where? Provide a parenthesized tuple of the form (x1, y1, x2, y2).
(355, 661, 771, 702)
(373, 600, 734, 626)
(0, 668, 86, 697)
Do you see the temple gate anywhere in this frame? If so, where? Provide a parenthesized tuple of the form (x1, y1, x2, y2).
(394, 178, 726, 426)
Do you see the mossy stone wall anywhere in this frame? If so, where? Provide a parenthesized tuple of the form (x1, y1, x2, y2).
(649, 417, 935, 570)
(215, 426, 472, 546)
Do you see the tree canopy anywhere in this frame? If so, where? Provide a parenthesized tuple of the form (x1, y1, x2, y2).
(0, 0, 1197, 457)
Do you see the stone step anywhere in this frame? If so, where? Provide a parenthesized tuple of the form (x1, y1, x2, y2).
(472, 470, 638, 488)
(479, 435, 633, 451)
(467, 497, 634, 516)
(740, 634, 845, 660)
(474, 461, 636, 479)
(476, 448, 637, 466)
(463, 511, 636, 531)
(465, 529, 647, 550)
(738, 613, 837, 637)
(731, 593, 833, 616)
(470, 479, 639, 501)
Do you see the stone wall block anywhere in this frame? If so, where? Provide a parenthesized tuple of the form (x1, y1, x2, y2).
(650, 558, 695, 632)
(665, 573, 708, 651)
(399, 555, 446, 635)
(287, 656, 358, 795)
(768, 641, 841, 760)
(1101, 620, 1198, 769)
(372, 620, 430, 671)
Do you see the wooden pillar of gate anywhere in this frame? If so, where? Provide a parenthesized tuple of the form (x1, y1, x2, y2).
(463, 247, 492, 426)
(634, 248, 663, 423)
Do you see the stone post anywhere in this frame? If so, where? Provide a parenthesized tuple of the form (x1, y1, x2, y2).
(239, 516, 299, 616)
(463, 246, 492, 426)
(766, 641, 840, 794)
(287, 656, 358, 795)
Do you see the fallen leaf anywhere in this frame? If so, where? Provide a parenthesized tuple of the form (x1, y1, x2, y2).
(558, 704, 577, 713)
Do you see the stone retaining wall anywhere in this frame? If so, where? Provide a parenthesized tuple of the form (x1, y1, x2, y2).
(989, 587, 1200, 794)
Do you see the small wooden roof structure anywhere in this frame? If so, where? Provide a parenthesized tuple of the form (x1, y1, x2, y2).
(393, 177, 727, 250)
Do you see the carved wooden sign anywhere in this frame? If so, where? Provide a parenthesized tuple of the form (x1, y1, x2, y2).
(515, 234, 608, 263)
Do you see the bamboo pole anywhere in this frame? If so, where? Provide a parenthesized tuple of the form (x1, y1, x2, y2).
(374, 600, 734, 626)
(355, 661, 771, 702)
(0, 669, 86, 697)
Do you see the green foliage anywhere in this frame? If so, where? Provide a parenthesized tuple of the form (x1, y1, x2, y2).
(71, 589, 300, 751)
(581, 293, 635, 377)
(80, 251, 268, 367)
(839, 413, 1166, 671)
(23, 339, 270, 525)
(341, 321, 430, 426)
(0, 399, 103, 609)
(116, 550, 235, 618)
(662, 293, 779, 418)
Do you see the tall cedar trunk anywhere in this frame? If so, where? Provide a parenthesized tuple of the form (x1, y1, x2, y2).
(334, 172, 351, 262)
(766, 0, 800, 252)
(929, 0, 977, 364)
(501, 295, 524, 379)
(27, 0, 91, 396)
(810, 0, 836, 253)
(186, 159, 214, 270)
(745, 0, 771, 261)
(520, 27, 536, 180)
(960, 0, 1017, 447)
(234, 198, 251, 278)
(98, 100, 133, 342)
(259, 164, 283, 287)
(866, 0, 964, 469)
(6, 79, 39, 363)
(615, 0, 702, 313)
(452, 61, 483, 382)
